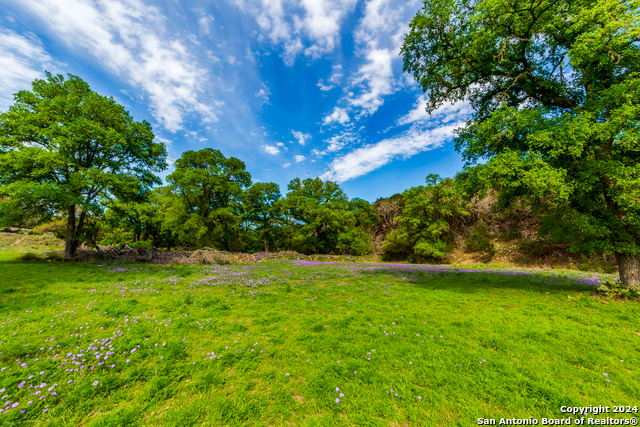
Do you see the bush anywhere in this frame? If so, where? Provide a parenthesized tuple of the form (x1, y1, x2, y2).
(18, 252, 42, 261)
(44, 251, 63, 261)
(129, 241, 152, 250)
(498, 229, 521, 241)
(465, 224, 496, 259)
(517, 238, 550, 258)
(100, 229, 134, 246)
(597, 280, 640, 300)
(33, 218, 68, 239)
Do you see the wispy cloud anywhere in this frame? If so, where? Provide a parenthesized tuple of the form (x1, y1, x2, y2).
(321, 0, 412, 123)
(321, 122, 464, 183)
(294, 155, 306, 162)
(198, 14, 214, 35)
(18, 0, 218, 132)
(396, 94, 472, 127)
(347, 47, 395, 115)
(317, 80, 335, 91)
(323, 106, 350, 125)
(291, 129, 311, 145)
(0, 29, 53, 110)
(263, 144, 281, 154)
(255, 83, 271, 104)
(233, 0, 356, 65)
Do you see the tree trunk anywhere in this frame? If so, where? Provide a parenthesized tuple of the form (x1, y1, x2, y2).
(615, 252, 640, 287)
(264, 235, 269, 253)
(64, 205, 77, 260)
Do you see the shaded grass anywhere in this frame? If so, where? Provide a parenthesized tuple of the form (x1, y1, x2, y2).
(0, 258, 638, 426)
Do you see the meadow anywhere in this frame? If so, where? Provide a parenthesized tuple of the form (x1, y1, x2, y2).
(0, 243, 639, 426)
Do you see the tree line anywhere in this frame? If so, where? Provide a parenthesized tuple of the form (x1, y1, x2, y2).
(1, 0, 638, 286)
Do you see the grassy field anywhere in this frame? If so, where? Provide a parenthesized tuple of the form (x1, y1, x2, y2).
(0, 241, 639, 426)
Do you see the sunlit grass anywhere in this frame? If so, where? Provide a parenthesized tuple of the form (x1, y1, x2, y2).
(0, 257, 638, 426)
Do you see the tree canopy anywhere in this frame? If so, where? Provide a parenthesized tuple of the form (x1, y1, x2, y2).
(165, 148, 252, 251)
(402, 0, 640, 285)
(0, 72, 167, 259)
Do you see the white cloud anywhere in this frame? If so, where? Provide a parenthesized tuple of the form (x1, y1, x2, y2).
(0, 29, 53, 110)
(18, 0, 218, 132)
(321, 121, 464, 183)
(295, 0, 356, 59)
(263, 145, 280, 154)
(294, 155, 306, 162)
(276, 142, 285, 146)
(255, 83, 271, 104)
(317, 80, 335, 91)
(313, 131, 357, 155)
(198, 15, 214, 35)
(326, 131, 358, 152)
(347, 47, 394, 115)
(327, 64, 343, 83)
(283, 162, 291, 168)
(291, 130, 311, 145)
(396, 94, 472, 127)
(322, 106, 350, 125)
(233, 0, 356, 64)
(320, 0, 413, 123)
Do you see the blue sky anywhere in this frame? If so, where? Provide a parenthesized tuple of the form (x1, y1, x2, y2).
(0, 0, 470, 202)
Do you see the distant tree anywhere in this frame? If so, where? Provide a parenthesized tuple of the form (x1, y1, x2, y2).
(0, 72, 167, 259)
(402, 0, 640, 285)
(282, 178, 348, 254)
(166, 148, 251, 250)
(387, 174, 469, 261)
(243, 182, 282, 253)
(281, 178, 371, 255)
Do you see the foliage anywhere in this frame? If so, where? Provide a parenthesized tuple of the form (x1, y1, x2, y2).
(129, 241, 152, 250)
(243, 182, 282, 253)
(498, 229, 521, 242)
(165, 148, 251, 250)
(402, 0, 640, 285)
(100, 229, 134, 247)
(33, 217, 68, 239)
(281, 178, 372, 255)
(597, 280, 640, 301)
(0, 72, 167, 259)
(386, 175, 469, 261)
(465, 223, 496, 260)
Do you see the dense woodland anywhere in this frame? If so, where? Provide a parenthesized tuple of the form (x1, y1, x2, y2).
(1, 0, 639, 286)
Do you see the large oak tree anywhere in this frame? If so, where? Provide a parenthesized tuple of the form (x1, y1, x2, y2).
(0, 73, 167, 259)
(166, 148, 251, 250)
(402, 0, 640, 285)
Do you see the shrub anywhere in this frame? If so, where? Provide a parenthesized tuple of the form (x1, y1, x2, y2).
(498, 229, 521, 241)
(517, 238, 550, 258)
(18, 252, 42, 261)
(33, 218, 68, 239)
(129, 241, 152, 250)
(465, 224, 496, 259)
(100, 229, 134, 246)
(44, 251, 63, 261)
(597, 280, 640, 300)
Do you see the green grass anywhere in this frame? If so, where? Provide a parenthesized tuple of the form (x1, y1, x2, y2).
(0, 254, 638, 426)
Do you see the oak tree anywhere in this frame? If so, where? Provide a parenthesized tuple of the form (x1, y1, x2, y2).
(0, 72, 167, 259)
(402, 0, 640, 285)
